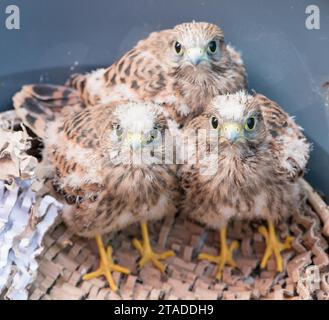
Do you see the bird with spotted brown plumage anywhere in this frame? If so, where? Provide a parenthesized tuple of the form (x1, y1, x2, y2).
(12, 22, 246, 129)
(179, 91, 310, 279)
(66, 21, 247, 125)
(13, 89, 180, 291)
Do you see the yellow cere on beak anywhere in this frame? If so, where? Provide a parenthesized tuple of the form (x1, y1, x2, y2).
(186, 47, 205, 65)
(126, 132, 144, 150)
(220, 123, 244, 143)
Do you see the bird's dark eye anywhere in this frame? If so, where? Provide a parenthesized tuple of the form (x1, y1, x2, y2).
(174, 41, 183, 55)
(245, 117, 256, 131)
(116, 125, 123, 137)
(211, 116, 219, 129)
(207, 41, 217, 54)
(146, 127, 159, 144)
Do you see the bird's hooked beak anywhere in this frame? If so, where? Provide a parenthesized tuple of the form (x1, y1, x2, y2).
(219, 122, 244, 143)
(186, 47, 205, 66)
(126, 132, 144, 150)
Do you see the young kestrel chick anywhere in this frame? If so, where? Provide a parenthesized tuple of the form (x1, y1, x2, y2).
(179, 91, 310, 278)
(13, 89, 180, 291)
(68, 21, 247, 124)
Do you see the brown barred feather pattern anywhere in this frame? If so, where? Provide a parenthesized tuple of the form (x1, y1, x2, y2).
(13, 84, 85, 137)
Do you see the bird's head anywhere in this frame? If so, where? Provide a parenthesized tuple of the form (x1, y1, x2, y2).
(185, 92, 268, 158)
(169, 22, 226, 82)
(102, 101, 173, 165)
(210, 93, 267, 149)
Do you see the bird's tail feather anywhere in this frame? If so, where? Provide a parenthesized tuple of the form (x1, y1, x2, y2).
(13, 84, 82, 138)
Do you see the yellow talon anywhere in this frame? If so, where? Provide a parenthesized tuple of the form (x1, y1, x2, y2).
(132, 221, 175, 273)
(258, 220, 293, 272)
(198, 227, 239, 280)
(83, 235, 130, 291)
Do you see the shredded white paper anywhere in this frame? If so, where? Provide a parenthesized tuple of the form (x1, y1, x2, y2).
(0, 123, 63, 300)
(0, 127, 38, 184)
(0, 180, 62, 300)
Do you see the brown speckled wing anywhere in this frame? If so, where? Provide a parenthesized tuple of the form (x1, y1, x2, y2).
(44, 104, 116, 205)
(67, 35, 172, 103)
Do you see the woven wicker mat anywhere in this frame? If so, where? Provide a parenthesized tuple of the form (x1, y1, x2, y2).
(28, 204, 329, 300)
